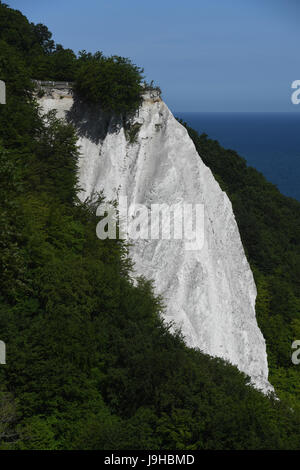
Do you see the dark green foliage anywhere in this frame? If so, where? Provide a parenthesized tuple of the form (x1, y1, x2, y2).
(0, 2, 144, 114)
(179, 120, 300, 409)
(28, 111, 80, 203)
(31, 23, 55, 54)
(30, 44, 77, 81)
(74, 51, 144, 115)
(0, 2, 45, 57)
(0, 1, 300, 450)
(124, 121, 142, 143)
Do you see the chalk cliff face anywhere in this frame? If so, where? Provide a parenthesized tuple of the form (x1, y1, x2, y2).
(39, 86, 273, 393)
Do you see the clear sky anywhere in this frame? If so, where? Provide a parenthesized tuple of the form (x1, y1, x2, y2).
(7, 0, 300, 112)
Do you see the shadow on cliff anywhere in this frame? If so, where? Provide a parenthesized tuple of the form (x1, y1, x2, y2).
(65, 94, 123, 144)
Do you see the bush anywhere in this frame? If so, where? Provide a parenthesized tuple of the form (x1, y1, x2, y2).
(74, 51, 144, 115)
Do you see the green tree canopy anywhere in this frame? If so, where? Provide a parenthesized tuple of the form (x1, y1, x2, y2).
(74, 52, 144, 115)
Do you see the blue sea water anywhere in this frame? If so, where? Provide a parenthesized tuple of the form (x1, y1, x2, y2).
(175, 112, 300, 201)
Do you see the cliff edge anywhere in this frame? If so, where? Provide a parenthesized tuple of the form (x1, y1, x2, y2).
(38, 86, 274, 393)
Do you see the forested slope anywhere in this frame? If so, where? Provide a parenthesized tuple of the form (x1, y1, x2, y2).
(0, 2, 299, 449)
(180, 123, 300, 411)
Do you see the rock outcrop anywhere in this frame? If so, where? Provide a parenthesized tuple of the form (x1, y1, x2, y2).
(39, 86, 273, 393)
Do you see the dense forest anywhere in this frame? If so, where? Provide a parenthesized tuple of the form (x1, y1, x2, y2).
(178, 123, 300, 412)
(0, 2, 299, 450)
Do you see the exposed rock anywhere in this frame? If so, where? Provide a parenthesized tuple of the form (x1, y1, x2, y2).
(39, 89, 274, 393)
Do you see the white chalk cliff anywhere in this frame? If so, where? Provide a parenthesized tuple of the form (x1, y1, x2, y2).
(39, 85, 273, 393)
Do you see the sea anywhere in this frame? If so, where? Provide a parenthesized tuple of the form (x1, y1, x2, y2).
(175, 112, 300, 202)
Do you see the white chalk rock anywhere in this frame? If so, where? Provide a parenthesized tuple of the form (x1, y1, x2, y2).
(39, 88, 273, 393)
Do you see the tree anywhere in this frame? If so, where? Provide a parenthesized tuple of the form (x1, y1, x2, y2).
(75, 53, 144, 115)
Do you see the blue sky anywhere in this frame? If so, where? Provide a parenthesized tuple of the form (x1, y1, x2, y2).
(7, 0, 300, 112)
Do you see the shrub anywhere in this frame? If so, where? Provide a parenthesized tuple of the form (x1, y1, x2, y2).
(74, 52, 144, 115)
